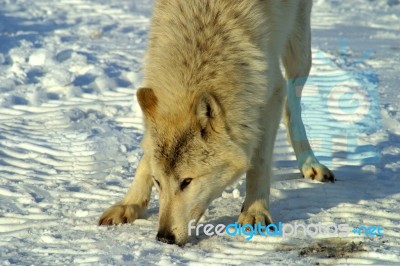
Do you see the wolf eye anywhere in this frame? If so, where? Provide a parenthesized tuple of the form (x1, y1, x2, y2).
(180, 178, 192, 191)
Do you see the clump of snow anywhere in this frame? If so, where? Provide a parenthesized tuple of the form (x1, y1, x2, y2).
(29, 49, 54, 66)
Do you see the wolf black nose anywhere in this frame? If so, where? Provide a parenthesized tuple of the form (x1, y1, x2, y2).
(156, 230, 176, 244)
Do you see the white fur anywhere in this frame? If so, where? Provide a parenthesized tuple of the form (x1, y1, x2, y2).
(99, 0, 334, 245)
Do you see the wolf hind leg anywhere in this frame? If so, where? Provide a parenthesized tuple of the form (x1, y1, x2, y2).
(282, 3, 334, 182)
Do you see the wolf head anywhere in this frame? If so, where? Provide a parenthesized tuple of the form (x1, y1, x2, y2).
(137, 87, 249, 245)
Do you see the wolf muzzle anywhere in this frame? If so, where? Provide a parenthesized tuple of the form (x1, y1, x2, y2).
(156, 230, 176, 245)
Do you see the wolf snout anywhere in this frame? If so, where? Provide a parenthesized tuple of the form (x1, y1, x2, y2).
(156, 230, 176, 245)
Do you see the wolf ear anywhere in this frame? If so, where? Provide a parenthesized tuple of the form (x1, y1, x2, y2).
(137, 88, 158, 117)
(196, 92, 224, 137)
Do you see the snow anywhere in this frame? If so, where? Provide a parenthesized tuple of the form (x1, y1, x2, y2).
(0, 0, 399, 265)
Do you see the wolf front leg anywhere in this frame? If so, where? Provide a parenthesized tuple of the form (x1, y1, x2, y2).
(238, 83, 285, 226)
(99, 154, 153, 225)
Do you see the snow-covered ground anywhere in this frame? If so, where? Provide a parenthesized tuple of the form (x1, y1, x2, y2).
(0, 0, 399, 265)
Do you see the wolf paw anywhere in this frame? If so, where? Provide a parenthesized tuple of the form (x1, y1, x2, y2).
(98, 204, 144, 225)
(301, 161, 335, 183)
(238, 208, 273, 227)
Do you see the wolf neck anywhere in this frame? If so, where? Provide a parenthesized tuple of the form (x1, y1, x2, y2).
(143, 0, 271, 155)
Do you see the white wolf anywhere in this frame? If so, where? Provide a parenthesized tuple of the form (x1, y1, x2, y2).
(99, 0, 334, 245)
